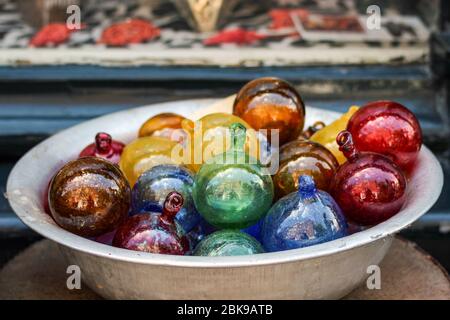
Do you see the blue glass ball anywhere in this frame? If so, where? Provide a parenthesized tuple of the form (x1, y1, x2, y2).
(241, 218, 263, 242)
(261, 175, 348, 252)
(184, 218, 217, 252)
(131, 165, 201, 234)
(133, 201, 163, 215)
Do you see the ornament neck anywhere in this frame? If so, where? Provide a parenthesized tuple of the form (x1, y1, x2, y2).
(95, 132, 113, 155)
(298, 175, 317, 199)
(161, 191, 184, 223)
(302, 121, 325, 139)
(337, 130, 358, 161)
(230, 123, 246, 152)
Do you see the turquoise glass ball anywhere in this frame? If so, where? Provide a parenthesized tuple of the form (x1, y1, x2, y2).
(194, 230, 264, 256)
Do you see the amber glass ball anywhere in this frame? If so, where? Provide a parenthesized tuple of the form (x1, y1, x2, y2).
(138, 113, 186, 142)
(273, 139, 339, 198)
(233, 77, 305, 145)
(48, 157, 131, 237)
(119, 136, 182, 186)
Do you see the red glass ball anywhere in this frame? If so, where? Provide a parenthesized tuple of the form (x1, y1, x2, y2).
(113, 192, 188, 255)
(48, 157, 131, 237)
(331, 131, 407, 226)
(79, 132, 125, 164)
(347, 100, 422, 170)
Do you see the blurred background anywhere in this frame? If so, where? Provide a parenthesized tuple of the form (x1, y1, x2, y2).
(0, 0, 449, 270)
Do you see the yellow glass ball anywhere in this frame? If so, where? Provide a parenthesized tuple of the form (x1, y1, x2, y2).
(180, 113, 263, 171)
(310, 106, 359, 164)
(119, 136, 182, 186)
(138, 113, 186, 143)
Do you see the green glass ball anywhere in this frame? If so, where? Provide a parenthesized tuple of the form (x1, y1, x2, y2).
(194, 230, 264, 256)
(193, 123, 274, 229)
(193, 153, 273, 229)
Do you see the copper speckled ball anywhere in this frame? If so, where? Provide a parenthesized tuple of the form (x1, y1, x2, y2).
(233, 77, 305, 145)
(273, 139, 339, 199)
(48, 157, 131, 237)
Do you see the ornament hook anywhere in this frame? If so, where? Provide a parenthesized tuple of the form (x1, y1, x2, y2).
(162, 191, 184, 222)
(95, 132, 113, 154)
(301, 121, 326, 139)
(337, 130, 357, 161)
(298, 175, 317, 199)
(230, 122, 247, 151)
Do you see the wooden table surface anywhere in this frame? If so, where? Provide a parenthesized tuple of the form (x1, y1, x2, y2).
(0, 237, 449, 300)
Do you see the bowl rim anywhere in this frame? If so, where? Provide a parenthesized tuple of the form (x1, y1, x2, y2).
(6, 99, 444, 268)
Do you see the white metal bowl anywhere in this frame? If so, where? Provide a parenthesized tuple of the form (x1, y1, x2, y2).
(6, 99, 444, 300)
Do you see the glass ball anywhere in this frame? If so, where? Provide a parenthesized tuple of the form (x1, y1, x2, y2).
(347, 100, 422, 170)
(113, 192, 189, 255)
(299, 121, 326, 140)
(180, 112, 263, 172)
(273, 139, 339, 199)
(138, 112, 187, 143)
(119, 136, 182, 186)
(48, 157, 131, 237)
(310, 106, 359, 164)
(93, 229, 117, 246)
(131, 164, 201, 234)
(331, 131, 407, 225)
(79, 132, 125, 164)
(233, 77, 305, 145)
(241, 218, 263, 242)
(184, 218, 217, 252)
(194, 230, 264, 256)
(262, 175, 347, 252)
(193, 123, 274, 229)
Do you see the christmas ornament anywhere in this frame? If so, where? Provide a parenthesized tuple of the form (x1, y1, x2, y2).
(133, 201, 163, 214)
(113, 192, 188, 255)
(331, 131, 407, 225)
(193, 123, 274, 229)
(48, 157, 130, 237)
(194, 230, 264, 256)
(99, 19, 160, 47)
(138, 113, 187, 143)
(273, 139, 339, 199)
(347, 100, 422, 170)
(42, 179, 52, 215)
(299, 121, 326, 140)
(262, 175, 347, 252)
(94, 230, 117, 246)
(131, 164, 201, 234)
(119, 136, 182, 186)
(241, 219, 263, 242)
(310, 106, 359, 164)
(181, 113, 262, 172)
(233, 77, 305, 145)
(184, 218, 217, 252)
(79, 132, 125, 164)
